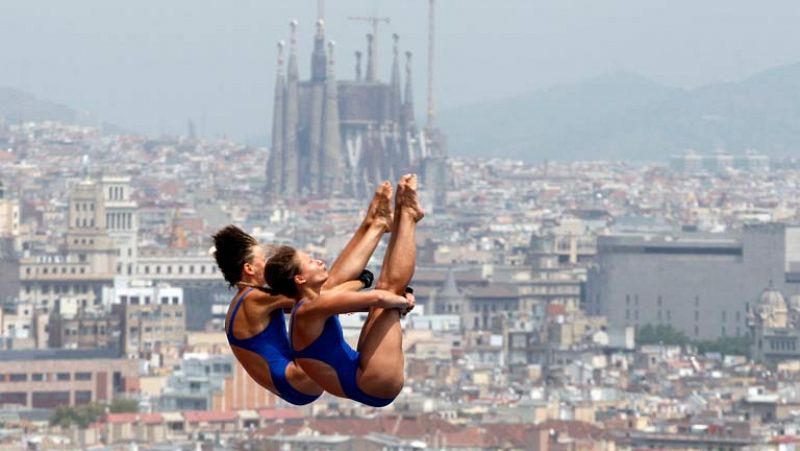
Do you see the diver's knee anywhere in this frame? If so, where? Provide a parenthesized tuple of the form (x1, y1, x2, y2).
(362, 369, 404, 398)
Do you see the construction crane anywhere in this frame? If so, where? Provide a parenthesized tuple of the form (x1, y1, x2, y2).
(348, 15, 390, 81)
(427, 0, 435, 129)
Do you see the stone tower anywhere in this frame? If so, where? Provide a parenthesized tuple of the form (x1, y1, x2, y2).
(265, 20, 445, 198)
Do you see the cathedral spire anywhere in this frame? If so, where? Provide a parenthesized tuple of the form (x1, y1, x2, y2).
(390, 34, 402, 122)
(310, 19, 327, 82)
(402, 51, 416, 128)
(365, 34, 375, 82)
(321, 41, 343, 194)
(266, 41, 286, 194)
(355, 51, 363, 81)
(283, 20, 300, 195)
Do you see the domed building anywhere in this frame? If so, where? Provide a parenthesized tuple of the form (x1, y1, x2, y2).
(754, 286, 788, 329)
(750, 285, 800, 365)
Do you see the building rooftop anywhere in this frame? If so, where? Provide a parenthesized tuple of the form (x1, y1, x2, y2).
(0, 346, 122, 362)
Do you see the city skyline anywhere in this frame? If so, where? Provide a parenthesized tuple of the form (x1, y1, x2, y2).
(3, 1, 800, 143)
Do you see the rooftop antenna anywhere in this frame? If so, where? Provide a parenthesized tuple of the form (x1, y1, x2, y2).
(348, 15, 390, 81)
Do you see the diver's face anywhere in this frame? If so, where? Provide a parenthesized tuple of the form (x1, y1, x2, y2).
(294, 251, 328, 288)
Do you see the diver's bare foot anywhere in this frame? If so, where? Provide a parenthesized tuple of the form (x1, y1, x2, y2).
(366, 181, 393, 232)
(396, 174, 425, 222)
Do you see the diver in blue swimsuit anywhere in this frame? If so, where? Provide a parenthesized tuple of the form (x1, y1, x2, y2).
(267, 175, 423, 407)
(213, 183, 395, 405)
(226, 287, 319, 405)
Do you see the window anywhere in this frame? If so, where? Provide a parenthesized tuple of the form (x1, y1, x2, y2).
(9, 373, 27, 382)
(56, 372, 71, 381)
(32, 373, 44, 381)
(172, 297, 179, 305)
(32, 391, 70, 409)
(75, 372, 92, 381)
(0, 392, 27, 406)
(75, 391, 92, 405)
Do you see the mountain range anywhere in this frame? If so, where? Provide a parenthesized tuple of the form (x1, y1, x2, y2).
(437, 63, 800, 161)
(4, 62, 800, 161)
(0, 87, 131, 134)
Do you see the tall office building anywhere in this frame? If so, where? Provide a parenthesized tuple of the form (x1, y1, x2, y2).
(586, 223, 800, 340)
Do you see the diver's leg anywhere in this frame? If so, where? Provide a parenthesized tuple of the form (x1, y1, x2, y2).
(355, 174, 423, 399)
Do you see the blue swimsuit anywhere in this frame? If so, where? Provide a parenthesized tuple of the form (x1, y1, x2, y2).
(290, 300, 395, 408)
(226, 288, 320, 406)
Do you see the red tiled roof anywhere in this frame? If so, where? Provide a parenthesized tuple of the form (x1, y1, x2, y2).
(537, 420, 608, 440)
(258, 408, 305, 421)
(106, 413, 163, 424)
(547, 304, 566, 316)
(183, 410, 237, 423)
(254, 423, 305, 437)
(442, 427, 492, 447)
(772, 436, 800, 444)
(308, 414, 462, 440)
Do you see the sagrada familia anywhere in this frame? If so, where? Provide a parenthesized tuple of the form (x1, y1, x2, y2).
(265, 18, 446, 198)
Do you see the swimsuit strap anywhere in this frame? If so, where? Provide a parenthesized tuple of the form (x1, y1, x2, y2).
(288, 299, 305, 349)
(226, 287, 254, 341)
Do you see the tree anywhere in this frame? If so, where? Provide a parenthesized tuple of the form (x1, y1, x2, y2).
(636, 324, 690, 346)
(696, 336, 752, 358)
(636, 323, 752, 358)
(109, 398, 139, 413)
(50, 404, 105, 429)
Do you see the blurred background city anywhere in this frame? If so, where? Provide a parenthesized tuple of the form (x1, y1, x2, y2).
(2, 1, 800, 450)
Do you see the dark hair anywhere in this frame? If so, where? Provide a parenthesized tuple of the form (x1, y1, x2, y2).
(265, 245, 301, 298)
(212, 225, 259, 287)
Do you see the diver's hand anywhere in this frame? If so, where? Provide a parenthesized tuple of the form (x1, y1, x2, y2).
(401, 292, 416, 317)
(375, 290, 412, 310)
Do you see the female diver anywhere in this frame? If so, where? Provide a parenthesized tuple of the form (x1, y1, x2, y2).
(213, 182, 394, 405)
(266, 174, 424, 407)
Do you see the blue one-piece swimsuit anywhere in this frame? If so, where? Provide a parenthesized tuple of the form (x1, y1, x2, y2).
(226, 288, 320, 406)
(290, 299, 395, 408)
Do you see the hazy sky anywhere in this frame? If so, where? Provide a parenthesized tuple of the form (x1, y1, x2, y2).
(3, 0, 800, 142)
